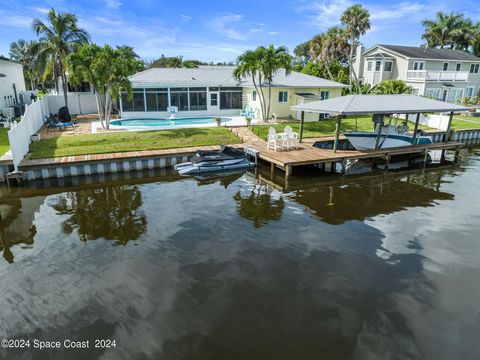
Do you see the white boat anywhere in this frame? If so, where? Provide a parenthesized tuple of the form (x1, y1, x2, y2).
(174, 146, 255, 175)
(344, 125, 432, 150)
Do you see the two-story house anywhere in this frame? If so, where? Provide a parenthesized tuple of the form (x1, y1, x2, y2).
(353, 44, 480, 102)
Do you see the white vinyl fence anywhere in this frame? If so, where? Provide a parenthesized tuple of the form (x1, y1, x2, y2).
(8, 97, 50, 171)
(47, 94, 98, 115)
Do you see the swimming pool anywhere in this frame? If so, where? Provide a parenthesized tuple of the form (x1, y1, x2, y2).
(110, 117, 232, 127)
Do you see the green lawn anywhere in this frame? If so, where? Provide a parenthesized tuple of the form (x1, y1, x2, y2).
(451, 116, 480, 130)
(29, 127, 241, 159)
(0, 128, 9, 156)
(250, 116, 431, 140)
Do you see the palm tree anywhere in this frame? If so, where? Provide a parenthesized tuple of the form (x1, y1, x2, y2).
(421, 12, 470, 49)
(473, 22, 480, 57)
(373, 80, 413, 95)
(260, 45, 292, 121)
(9, 39, 41, 89)
(32, 8, 89, 107)
(234, 47, 267, 120)
(310, 27, 348, 81)
(340, 4, 370, 94)
(68, 44, 142, 129)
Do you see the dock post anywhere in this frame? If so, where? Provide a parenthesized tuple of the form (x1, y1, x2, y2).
(423, 148, 429, 166)
(341, 158, 347, 175)
(412, 113, 420, 145)
(285, 164, 292, 182)
(299, 111, 305, 143)
(454, 147, 461, 163)
(385, 154, 391, 170)
(270, 162, 275, 179)
(333, 115, 343, 153)
(444, 111, 454, 142)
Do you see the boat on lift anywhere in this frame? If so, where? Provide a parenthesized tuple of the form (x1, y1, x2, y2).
(174, 146, 255, 175)
(344, 114, 432, 150)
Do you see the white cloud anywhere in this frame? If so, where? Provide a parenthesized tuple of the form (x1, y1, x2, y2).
(296, 0, 353, 30)
(208, 14, 247, 41)
(268, 31, 280, 36)
(28, 7, 50, 14)
(0, 10, 32, 29)
(370, 2, 427, 21)
(105, 0, 122, 9)
(180, 14, 192, 22)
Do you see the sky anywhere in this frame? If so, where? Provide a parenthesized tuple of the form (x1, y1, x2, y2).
(1, 0, 480, 62)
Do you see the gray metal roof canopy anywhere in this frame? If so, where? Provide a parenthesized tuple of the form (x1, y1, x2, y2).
(290, 94, 471, 115)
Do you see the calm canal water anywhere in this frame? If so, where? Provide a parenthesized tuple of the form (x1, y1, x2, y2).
(1, 149, 480, 360)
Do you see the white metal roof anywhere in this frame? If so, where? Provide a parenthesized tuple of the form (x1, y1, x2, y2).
(290, 94, 471, 115)
(129, 67, 347, 88)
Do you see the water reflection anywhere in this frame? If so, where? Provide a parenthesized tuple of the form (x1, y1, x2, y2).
(0, 153, 479, 359)
(234, 183, 285, 228)
(51, 185, 147, 244)
(0, 194, 40, 263)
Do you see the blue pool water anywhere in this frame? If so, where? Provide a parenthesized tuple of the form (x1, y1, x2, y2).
(110, 117, 232, 127)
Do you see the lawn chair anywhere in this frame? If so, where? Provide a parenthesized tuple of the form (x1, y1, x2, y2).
(284, 126, 299, 150)
(266, 127, 286, 152)
(45, 114, 65, 131)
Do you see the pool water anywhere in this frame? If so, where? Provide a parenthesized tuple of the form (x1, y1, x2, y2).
(110, 117, 232, 127)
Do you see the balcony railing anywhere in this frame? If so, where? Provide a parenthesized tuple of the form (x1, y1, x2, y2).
(406, 70, 469, 81)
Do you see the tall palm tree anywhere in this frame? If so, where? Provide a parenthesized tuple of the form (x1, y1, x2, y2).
(473, 22, 480, 57)
(68, 44, 142, 129)
(260, 44, 292, 121)
(340, 4, 370, 94)
(310, 27, 348, 81)
(9, 39, 41, 89)
(421, 12, 470, 49)
(32, 8, 89, 107)
(234, 47, 267, 120)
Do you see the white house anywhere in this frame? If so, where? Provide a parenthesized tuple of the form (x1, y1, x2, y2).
(353, 44, 480, 102)
(0, 56, 26, 111)
(121, 66, 347, 120)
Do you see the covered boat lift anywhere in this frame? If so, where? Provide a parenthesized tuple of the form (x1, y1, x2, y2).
(290, 94, 471, 152)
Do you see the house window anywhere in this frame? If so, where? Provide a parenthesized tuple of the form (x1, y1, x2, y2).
(455, 63, 461, 71)
(189, 87, 207, 111)
(375, 61, 381, 71)
(252, 90, 257, 101)
(121, 92, 134, 111)
(384, 61, 392, 72)
(443, 62, 449, 71)
(425, 88, 441, 100)
(220, 87, 242, 109)
(412, 88, 420, 96)
(278, 91, 288, 103)
(447, 88, 463, 101)
(210, 93, 218, 106)
(413, 61, 424, 70)
(470, 64, 479, 74)
(145, 88, 168, 111)
(170, 87, 189, 111)
(367, 61, 372, 71)
(320, 91, 329, 100)
(465, 87, 474, 98)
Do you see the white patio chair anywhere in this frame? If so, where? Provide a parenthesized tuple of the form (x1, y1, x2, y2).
(284, 126, 299, 150)
(267, 127, 285, 152)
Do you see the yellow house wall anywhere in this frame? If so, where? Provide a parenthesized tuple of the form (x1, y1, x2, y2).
(242, 87, 343, 121)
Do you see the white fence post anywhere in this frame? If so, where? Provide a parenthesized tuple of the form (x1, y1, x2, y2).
(7, 97, 50, 172)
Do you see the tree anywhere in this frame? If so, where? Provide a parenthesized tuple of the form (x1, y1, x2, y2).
(166, 57, 182, 68)
(234, 47, 267, 121)
(32, 8, 89, 107)
(473, 23, 480, 57)
(9, 39, 41, 90)
(68, 44, 143, 129)
(260, 44, 292, 120)
(294, 40, 311, 64)
(421, 12, 473, 49)
(310, 27, 348, 81)
(373, 80, 413, 95)
(340, 4, 371, 94)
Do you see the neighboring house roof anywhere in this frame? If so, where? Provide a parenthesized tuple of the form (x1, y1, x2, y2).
(366, 44, 480, 62)
(0, 56, 21, 65)
(129, 66, 347, 88)
(291, 94, 470, 115)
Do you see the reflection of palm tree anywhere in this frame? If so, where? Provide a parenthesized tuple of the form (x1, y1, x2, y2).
(51, 185, 147, 245)
(234, 185, 285, 228)
(0, 218, 13, 264)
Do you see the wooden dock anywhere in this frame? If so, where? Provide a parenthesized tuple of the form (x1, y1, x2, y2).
(235, 127, 463, 177)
